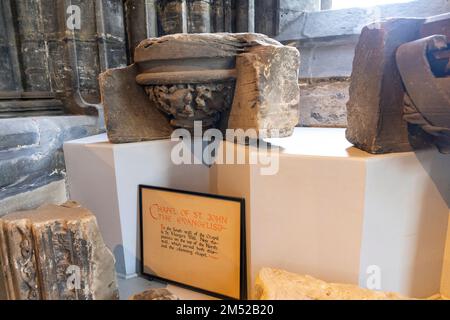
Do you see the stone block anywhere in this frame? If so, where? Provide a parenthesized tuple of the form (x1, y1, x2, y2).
(0, 201, 118, 300)
(276, 0, 450, 42)
(346, 18, 427, 154)
(255, 268, 408, 300)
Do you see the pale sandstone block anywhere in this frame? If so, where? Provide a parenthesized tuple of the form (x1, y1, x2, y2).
(255, 268, 409, 300)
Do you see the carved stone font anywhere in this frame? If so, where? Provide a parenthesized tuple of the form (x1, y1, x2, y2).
(100, 33, 300, 143)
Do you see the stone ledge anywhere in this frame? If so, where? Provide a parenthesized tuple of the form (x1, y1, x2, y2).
(0, 116, 102, 206)
(277, 0, 450, 42)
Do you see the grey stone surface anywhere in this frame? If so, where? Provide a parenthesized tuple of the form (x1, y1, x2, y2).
(299, 78, 349, 128)
(102, 33, 300, 142)
(0, 116, 102, 204)
(279, 0, 321, 41)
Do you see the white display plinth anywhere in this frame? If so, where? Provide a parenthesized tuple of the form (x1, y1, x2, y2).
(210, 128, 450, 298)
(64, 134, 210, 278)
(64, 128, 450, 298)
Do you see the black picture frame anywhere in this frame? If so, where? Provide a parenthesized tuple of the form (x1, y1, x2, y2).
(139, 185, 247, 300)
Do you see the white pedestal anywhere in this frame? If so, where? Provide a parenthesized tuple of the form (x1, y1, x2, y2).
(211, 128, 450, 298)
(63, 134, 210, 278)
(64, 129, 450, 298)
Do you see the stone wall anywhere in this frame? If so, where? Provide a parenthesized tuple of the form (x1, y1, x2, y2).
(276, 0, 450, 127)
(2, 0, 450, 216)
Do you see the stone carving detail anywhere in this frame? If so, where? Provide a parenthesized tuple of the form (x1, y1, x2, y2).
(129, 288, 179, 300)
(100, 33, 300, 143)
(0, 202, 119, 300)
(145, 82, 235, 129)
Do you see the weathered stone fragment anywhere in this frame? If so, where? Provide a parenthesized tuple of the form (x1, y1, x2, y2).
(227, 40, 300, 137)
(100, 33, 300, 143)
(255, 268, 409, 300)
(0, 201, 118, 300)
(346, 19, 426, 154)
(99, 64, 173, 144)
(129, 288, 179, 300)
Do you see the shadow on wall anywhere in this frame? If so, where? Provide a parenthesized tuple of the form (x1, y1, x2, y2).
(415, 148, 450, 208)
(409, 148, 450, 297)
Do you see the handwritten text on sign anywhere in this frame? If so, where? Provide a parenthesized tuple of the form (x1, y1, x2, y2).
(149, 203, 228, 259)
(141, 187, 243, 299)
(149, 203, 229, 232)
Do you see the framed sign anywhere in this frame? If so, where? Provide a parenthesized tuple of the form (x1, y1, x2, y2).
(139, 185, 246, 300)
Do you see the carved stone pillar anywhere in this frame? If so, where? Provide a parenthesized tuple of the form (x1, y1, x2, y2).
(0, 202, 119, 300)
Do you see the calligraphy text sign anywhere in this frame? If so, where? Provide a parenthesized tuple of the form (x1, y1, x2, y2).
(139, 185, 246, 300)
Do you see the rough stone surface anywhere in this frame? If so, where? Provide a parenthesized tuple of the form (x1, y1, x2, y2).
(299, 78, 349, 127)
(228, 42, 300, 137)
(346, 18, 430, 154)
(277, 0, 450, 42)
(100, 64, 173, 144)
(0, 0, 127, 116)
(255, 268, 409, 300)
(129, 288, 179, 300)
(0, 201, 119, 300)
(276, 0, 450, 79)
